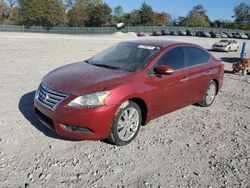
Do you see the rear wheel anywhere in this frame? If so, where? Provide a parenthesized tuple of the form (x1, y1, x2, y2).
(109, 101, 141, 146)
(198, 80, 217, 107)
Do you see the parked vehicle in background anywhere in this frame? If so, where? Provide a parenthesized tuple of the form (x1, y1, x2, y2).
(161, 30, 168, 36)
(246, 33, 250, 39)
(212, 39, 239, 52)
(224, 32, 233, 38)
(232, 32, 238, 38)
(209, 31, 221, 38)
(186, 29, 195, 36)
(186, 29, 193, 36)
(116, 23, 125, 30)
(220, 33, 228, 38)
(196, 31, 211, 37)
(178, 31, 186, 36)
(195, 31, 203, 37)
(230, 32, 248, 39)
(240, 33, 248, 39)
(170, 31, 178, 36)
(137, 32, 146, 37)
(34, 40, 224, 146)
(152, 31, 161, 36)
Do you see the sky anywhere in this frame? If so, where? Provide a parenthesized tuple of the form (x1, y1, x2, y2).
(103, 0, 250, 21)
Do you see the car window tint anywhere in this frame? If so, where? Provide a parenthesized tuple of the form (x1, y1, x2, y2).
(186, 47, 210, 66)
(156, 47, 186, 70)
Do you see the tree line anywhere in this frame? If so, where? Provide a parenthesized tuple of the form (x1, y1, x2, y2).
(0, 0, 249, 30)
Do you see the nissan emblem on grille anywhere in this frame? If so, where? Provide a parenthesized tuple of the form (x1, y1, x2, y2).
(36, 84, 68, 111)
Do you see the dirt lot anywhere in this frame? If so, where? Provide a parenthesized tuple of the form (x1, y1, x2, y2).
(0, 32, 249, 188)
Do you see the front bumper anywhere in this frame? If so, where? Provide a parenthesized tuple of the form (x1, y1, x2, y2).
(212, 46, 229, 52)
(34, 97, 117, 140)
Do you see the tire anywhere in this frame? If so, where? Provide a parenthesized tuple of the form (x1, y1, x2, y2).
(198, 80, 217, 107)
(109, 101, 141, 146)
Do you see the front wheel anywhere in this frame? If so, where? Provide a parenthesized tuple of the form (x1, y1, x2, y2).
(198, 80, 217, 107)
(109, 101, 141, 146)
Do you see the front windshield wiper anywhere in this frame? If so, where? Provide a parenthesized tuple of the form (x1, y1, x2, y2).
(92, 64, 121, 70)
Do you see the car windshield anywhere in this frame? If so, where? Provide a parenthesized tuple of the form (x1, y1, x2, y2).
(88, 43, 161, 72)
(220, 40, 229, 43)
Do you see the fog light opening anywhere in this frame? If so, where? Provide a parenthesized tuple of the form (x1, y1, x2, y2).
(62, 124, 93, 134)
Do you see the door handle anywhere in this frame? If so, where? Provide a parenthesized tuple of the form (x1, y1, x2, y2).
(181, 76, 189, 82)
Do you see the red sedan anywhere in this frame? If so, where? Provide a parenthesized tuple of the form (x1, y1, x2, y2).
(34, 40, 224, 146)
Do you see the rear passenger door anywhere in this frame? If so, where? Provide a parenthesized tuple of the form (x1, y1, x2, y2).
(184, 46, 212, 104)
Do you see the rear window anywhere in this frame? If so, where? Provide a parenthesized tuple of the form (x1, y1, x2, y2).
(185, 47, 210, 66)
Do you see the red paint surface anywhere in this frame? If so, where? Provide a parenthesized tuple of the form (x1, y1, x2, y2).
(35, 40, 224, 140)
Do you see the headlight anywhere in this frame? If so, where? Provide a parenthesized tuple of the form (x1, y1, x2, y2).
(67, 91, 110, 108)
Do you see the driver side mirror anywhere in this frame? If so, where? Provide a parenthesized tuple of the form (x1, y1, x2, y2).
(154, 65, 174, 75)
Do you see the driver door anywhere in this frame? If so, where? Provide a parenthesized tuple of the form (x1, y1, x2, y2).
(145, 46, 190, 118)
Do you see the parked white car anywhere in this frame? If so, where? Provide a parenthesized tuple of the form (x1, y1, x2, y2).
(212, 40, 240, 52)
(240, 34, 248, 39)
(220, 33, 228, 38)
(233, 32, 248, 39)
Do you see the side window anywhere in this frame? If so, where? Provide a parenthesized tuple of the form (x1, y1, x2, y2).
(185, 47, 210, 66)
(156, 47, 186, 70)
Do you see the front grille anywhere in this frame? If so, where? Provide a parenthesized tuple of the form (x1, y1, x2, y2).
(36, 84, 68, 111)
(35, 108, 55, 130)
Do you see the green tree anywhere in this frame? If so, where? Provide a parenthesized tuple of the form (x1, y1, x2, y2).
(19, 0, 66, 27)
(85, 0, 102, 6)
(139, 2, 154, 26)
(114, 5, 123, 17)
(86, 2, 112, 26)
(5, 0, 17, 18)
(0, 1, 10, 23)
(233, 2, 250, 29)
(181, 4, 210, 27)
(123, 10, 140, 26)
(188, 4, 206, 16)
(210, 19, 223, 28)
(154, 12, 167, 26)
(233, 3, 250, 23)
(67, 0, 87, 26)
(185, 12, 210, 27)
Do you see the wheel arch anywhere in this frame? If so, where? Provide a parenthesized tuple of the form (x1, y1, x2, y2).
(129, 97, 148, 126)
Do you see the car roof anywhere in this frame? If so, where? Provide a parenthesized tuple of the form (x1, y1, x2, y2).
(123, 39, 196, 48)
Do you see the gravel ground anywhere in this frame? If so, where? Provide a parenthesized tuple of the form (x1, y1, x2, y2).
(0, 32, 249, 188)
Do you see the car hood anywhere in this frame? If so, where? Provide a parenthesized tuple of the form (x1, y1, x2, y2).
(214, 42, 229, 46)
(42, 62, 135, 95)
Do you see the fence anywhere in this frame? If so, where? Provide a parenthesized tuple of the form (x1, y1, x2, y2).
(0, 24, 249, 35)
